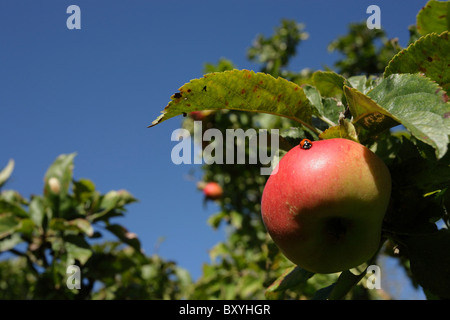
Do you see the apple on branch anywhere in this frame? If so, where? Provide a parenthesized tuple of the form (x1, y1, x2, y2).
(261, 138, 391, 274)
(198, 181, 223, 201)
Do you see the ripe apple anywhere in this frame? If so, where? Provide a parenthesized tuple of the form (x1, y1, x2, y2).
(261, 138, 391, 273)
(203, 182, 223, 200)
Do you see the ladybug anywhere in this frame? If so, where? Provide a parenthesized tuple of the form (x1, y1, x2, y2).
(300, 139, 312, 150)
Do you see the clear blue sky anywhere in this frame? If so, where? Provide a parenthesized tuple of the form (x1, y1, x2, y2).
(1, 0, 428, 298)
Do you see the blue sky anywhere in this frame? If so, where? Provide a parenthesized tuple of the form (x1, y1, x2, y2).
(1, 0, 428, 298)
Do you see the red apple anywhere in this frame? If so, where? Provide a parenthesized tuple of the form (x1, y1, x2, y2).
(189, 110, 213, 121)
(261, 138, 391, 273)
(203, 182, 223, 200)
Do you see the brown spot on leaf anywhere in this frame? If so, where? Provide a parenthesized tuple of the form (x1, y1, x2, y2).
(253, 86, 258, 93)
(362, 112, 385, 128)
(277, 94, 282, 102)
(241, 88, 246, 94)
(187, 89, 192, 93)
(186, 104, 191, 107)
(427, 57, 433, 62)
(442, 93, 449, 103)
(173, 92, 182, 99)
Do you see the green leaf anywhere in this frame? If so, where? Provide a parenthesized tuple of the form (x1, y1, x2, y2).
(303, 84, 324, 116)
(0, 159, 14, 188)
(312, 283, 335, 300)
(70, 219, 94, 237)
(319, 117, 359, 142)
(50, 218, 94, 237)
(0, 213, 20, 239)
(279, 127, 307, 148)
(265, 266, 314, 299)
(229, 210, 243, 229)
(73, 179, 96, 204)
(313, 267, 367, 300)
(207, 211, 226, 229)
(319, 125, 342, 140)
(64, 234, 92, 265)
(322, 97, 345, 124)
(209, 242, 230, 262)
(0, 199, 29, 219)
(343, 86, 399, 141)
(106, 224, 141, 252)
(44, 153, 76, 197)
(149, 69, 315, 132)
(17, 218, 34, 237)
(88, 190, 136, 222)
(384, 31, 450, 92)
(0, 190, 27, 206)
(417, 1, 450, 36)
(368, 74, 450, 158)
(0, 233, 23, 252)
(347, 75, 368, 94)
(403, 229, 450, 299)
(328, 268, 367, 300)
(347, 75, 379, 95)
(29, 196, 45, 227)
(312, 71, 348, 100)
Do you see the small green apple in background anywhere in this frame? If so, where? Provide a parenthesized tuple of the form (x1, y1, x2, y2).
(261, 138, 391, 274)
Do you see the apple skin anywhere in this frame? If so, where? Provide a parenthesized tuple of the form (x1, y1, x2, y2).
(203, 182, 223, 200)
(261, 138, 391, 273)
(189, 110, 214, 121)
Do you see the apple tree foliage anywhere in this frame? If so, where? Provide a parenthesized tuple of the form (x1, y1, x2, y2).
(0, 155, 191, 299)
(1, 0, 449, 300)
(151, 0, 450, 300)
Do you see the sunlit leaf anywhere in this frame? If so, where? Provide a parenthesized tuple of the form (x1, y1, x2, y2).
(64, 234, 92, 265)
(106, 224, 141, 252)
(149, 69, 315, 132)
(367, 74, 450, 158)
(416, 1, 450, 36)
(0, 233, 23, 252)
(0, 213, 20, 239)
(44, 153, 76, 198)
(343, 86, 399, 141)
(312, 71, 348, 100)
(0, 159, 14, 188)
(384, 31, 450, 92)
